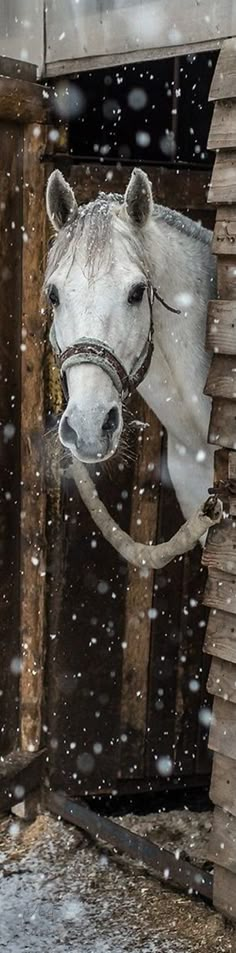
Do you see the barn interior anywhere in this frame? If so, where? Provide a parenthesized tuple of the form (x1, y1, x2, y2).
(1, 9, 236, 949)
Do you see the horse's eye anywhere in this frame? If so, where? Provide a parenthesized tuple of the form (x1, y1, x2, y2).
(128, 283, 145, 304)
(48, 284, 60, 307)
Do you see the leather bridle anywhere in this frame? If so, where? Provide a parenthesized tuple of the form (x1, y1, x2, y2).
(50, 281, 181, 403)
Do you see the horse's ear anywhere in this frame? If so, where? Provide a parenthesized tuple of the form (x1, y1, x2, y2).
(46, 169, 78, 231)
(124, 168, 153, 227)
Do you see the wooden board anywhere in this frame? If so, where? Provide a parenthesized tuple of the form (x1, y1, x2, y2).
(210, 37, 236, 101)
(208, 398, 236, 450)
(206, 300, 236, 355)
(207, 657, 236, 702)
(208, 152, 236, 205)
(212, 206, 236, 256)
(204, 608, 236, 664)
(204, 355, 236, 400)
(217, 258, 236, 300)
(208, 101, 236, 151)
(0, 76, 48, 123)
(202, 518, 236, 575)
(45, 40, 222, 78)
(0, 121, 23, 754)
(0, 0, 44, 75)
(119, 397, 161, 776)
(45, 0, 236, 67)
(204, 569, 236, 614)
(213, 865, 236, 922)
(208, 805, 236, 872)
(210, 753, 236, 817)
(68, 164, 211, 212)
(209, 696, 236, 760)
(20, 124, 48, 752)
(0, 57, 36, 81)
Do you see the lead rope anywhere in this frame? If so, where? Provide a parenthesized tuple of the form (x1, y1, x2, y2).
(153, 286, 181, 315)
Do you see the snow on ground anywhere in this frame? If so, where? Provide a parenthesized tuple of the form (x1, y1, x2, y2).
(0, 811, 234, 953)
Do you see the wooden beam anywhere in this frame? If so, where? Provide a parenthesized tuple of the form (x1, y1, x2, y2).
(0, 76, 49, 123)
(210, 753, 236, 817)
(207, 656, 236, 701)
(68, 164, 211, 212)
(212, 206, 236, 255)
(208, 806, 236, 872)
(213, 866, 236, 922)
(204, 355, 236, 400)
(204, 569, 236, 614)
(207, 398, 236, 450)
(45, 39, 222, 77)
(120, 397, 161, 775)
(204, 609, 236, 664)
(209, 697, 236, 760)
(209, 38, 236, 102)
(20, 123, 48, 752)
(0, 57, 37, 81)
(204, 46, 236, 919)
(208, 101, 236, 151)
(202, 519, 236, 575)
(208, 151, 236, 204)
(206, 301, 236, 355)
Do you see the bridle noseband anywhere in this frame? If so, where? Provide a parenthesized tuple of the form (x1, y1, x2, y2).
(50, 282, 180, 403)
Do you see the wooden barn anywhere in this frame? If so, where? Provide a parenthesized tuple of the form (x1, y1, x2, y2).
(1, 0, 236, 931)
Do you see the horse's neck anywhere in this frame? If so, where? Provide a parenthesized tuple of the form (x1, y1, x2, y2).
(139, 217, 216, 452)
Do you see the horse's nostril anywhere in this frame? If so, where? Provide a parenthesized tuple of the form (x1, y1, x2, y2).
(102, 405, 119, 436)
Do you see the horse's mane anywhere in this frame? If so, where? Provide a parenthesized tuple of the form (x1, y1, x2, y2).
(153, 204, 212, 246)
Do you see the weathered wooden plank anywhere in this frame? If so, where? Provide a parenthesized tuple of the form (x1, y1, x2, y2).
(208, 806, 236, 872)
(203, 569, 236, 614)
(45, 0, 236, 66)
(204, 355, 236, 399)
(209, 38, 236, 101)
(208, 101, 236, 151)
(20, 124, 48, 752)
(213, 865, 236, 922)
(211, 102, 236, 153)
(202, 518, 236, 575)
(208, 152, 236, 205)
(217, 257, 236, 300)
(207, 657, 236, 702)
(209, 697, 236, 760)
(214, 446, 236, 484)
(210, 753, 236, 817)
(0, 76, 49, 122)
(45, 40, 222, 78)
(212, 206, 236, 256)
(208, 398, 236, 450)
(120, 397, 161, 776)
(0, 57, 37, 81)
(69, 164, 211, 211)
(204, 608, 236, 664)
(206, 301, 236, 355)
(0, 122, 23, 754)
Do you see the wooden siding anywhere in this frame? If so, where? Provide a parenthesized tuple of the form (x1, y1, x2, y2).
(202, 36, 236, 923)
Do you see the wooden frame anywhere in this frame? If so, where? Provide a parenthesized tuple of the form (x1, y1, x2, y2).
(201, 38, 236, 923)
(0, 64, 49, 765)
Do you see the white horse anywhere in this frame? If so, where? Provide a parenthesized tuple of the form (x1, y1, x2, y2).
(45, 167, 216, 524)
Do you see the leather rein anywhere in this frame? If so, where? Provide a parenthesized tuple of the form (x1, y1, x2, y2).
(51, 282, 181, 402)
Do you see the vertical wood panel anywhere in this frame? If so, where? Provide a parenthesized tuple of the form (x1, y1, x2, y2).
(0, 122, 23, 753)
(119, 397, 161, 776)
(20, 123, 47, 752)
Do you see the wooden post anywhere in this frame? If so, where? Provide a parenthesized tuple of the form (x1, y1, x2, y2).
(20, 122, 48, 751)
(202, 39, 236, 923)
